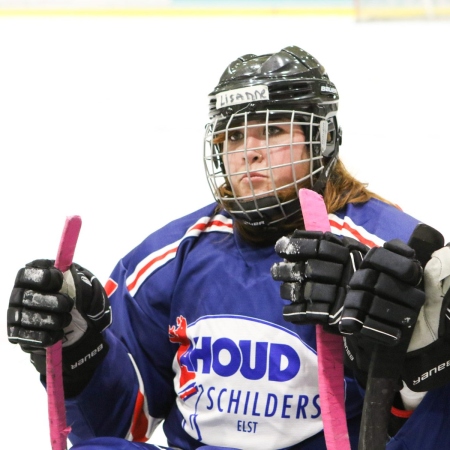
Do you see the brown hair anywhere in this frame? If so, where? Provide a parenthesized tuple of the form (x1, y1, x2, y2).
(324, 159, 393, 214)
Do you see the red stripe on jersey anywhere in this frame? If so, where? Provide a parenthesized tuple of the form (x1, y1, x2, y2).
(189, 222, 208, 232)
(127, 246, 178, 292)
(126, 214, 233, 295)
(104, 278, 118, 297)
(329, 218, 379, 248)
(207, 219, 233, 229)
(130, 389, 149, 442)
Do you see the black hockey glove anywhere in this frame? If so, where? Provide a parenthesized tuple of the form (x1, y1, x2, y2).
(402, 244, 450, 392)
(339, 239, 425, 345)
(271, 230, 368, 333)
(340, 239, 425, 387)
(7, 259, 112, 396)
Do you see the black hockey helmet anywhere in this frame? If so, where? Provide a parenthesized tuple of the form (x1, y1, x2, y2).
(204, 46, 342, 227)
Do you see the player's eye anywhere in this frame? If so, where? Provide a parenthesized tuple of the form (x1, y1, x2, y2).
(228, 130, 245, 142)
(265, 125, 284, 136)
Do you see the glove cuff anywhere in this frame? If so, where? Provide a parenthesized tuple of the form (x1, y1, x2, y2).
(31, 330, 109, 397)
(403, 338, 450, 392)
(62, 329, 109, 397)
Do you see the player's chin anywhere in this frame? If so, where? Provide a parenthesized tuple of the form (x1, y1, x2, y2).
(237, 185, 273, 199)
(231, 177, 305, 201)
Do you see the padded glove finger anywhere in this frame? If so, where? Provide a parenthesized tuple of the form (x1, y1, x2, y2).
(305, 259, 344, 284)
(274, 231, 349, 263)
(361, 241, 422, 285)
(274, 230, 321, 261)
(282, 280, 340, 324)
(14, 259, 64, 291)
(271, 262, 304, 283)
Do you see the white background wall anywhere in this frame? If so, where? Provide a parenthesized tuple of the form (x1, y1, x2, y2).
(1, 11, 449, 449)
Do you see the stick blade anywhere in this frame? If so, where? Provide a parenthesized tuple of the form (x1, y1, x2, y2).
(54, 215, 82, 272)
(299, 188, 330, 233)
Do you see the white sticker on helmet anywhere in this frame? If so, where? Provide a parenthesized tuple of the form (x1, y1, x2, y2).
(321, 85, 338, 95)
(216, 85, 269, 109)
(319, 120, 328, 152)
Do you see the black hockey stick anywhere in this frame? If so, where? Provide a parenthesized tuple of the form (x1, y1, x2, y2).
(358, 223, 444, 450)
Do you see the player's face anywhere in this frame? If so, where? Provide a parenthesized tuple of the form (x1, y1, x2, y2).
(223, 119, 309, 199)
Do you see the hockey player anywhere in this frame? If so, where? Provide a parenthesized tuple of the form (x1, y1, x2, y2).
(7, 46, 450, 450)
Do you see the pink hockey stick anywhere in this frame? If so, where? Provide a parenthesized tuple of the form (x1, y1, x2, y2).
(299, 188, 350, 450)
(46, 215, 82, 450)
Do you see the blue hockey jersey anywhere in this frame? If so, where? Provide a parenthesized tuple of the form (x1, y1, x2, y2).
(66, 198, 431, 450)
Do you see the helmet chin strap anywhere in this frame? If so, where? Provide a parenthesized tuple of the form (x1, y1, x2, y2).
(225, 195, 301, 227)
(311, 155, 338, 196)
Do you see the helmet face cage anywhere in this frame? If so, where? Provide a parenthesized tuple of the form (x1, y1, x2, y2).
(203, 108, 337, 226)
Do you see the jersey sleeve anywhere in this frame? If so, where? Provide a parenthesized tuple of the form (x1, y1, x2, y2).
(66, 250, 178, 443)
(64, 204, 220, 444)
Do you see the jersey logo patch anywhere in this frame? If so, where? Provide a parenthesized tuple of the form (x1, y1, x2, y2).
(168, 314, 323, 449)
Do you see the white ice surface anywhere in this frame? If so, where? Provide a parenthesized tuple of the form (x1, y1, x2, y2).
(1, 12, 449, 449)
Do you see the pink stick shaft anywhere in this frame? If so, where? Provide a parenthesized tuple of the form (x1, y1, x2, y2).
(299, 189, 350, 450)
(47, 215, 82, 450)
